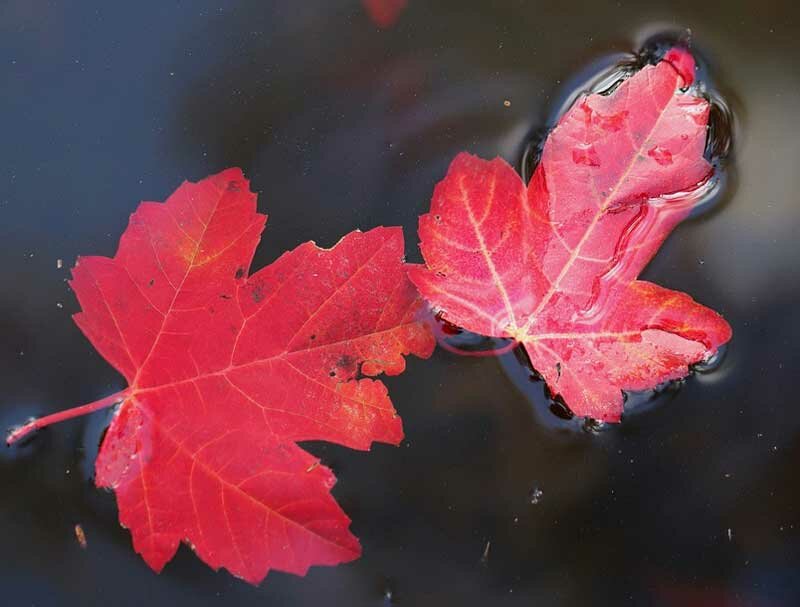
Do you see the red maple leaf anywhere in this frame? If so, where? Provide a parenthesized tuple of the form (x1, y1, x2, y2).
(8, 168, 434, 583)
(407, 49, 732, 422)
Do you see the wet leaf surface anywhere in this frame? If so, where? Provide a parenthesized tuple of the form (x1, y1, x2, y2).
(11, 169, 433, 584)
(408, 49, 731, 421)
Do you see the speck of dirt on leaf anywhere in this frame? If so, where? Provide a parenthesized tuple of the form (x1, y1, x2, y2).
(336, 354, 356, 372)
(250, 284, 265, 303)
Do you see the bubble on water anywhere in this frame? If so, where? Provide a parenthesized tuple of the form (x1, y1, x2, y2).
(529, 486, 544, 504)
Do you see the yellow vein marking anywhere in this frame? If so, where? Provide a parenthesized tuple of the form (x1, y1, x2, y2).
(458, 175, 518, 330)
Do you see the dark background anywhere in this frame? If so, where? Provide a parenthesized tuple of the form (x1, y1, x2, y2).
(1, 1, 798, 605)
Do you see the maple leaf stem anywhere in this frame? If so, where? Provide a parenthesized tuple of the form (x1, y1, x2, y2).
(6, 388, 131, 445)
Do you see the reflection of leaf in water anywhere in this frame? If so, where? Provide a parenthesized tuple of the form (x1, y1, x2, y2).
(362, 0, 408, 29)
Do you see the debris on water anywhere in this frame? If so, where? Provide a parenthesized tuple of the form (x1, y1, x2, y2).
(56, 258, 63, 269)
(582, 418, 607, 434)
(727, 528, 733, 542)
(381, 580, 396, 605)
(481, 540, 491, 564)
(503, 99, 512, 107)
(529, 486, 543, 505)
(56, 302, 63, 309)
(75, 524, 87, 549)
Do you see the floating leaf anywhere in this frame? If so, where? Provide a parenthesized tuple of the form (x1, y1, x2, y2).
(408, 49, 731, 421)
(9, 169, 434, 583)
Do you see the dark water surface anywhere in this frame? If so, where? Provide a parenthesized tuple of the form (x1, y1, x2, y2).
(2, 1, 799, 605)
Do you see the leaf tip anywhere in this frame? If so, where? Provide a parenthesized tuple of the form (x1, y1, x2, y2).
(663, 47, 696, 87)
